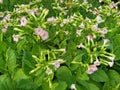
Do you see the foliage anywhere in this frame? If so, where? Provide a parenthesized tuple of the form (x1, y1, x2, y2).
(0, 0, 120, 90)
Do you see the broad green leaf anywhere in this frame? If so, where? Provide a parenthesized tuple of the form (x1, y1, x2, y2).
(22, 51, 35, 75)
(112, 34, 120, 60)
(56, 66, 72, 81)
(0, 42, 6, 52)
(107, 70, 120, 85)
(78, 80, 100, 90)
(0, 77, 16, 90)
(16, 79, 38, 90)
(0, 81, 7, 90)
(88, 83, 100, 90)
(51, 81, 67, 90)
(0, 54, 7, 73)
(13, 69, 28, 80)
(90, 69, 109, 82)
(6, 47, 16, 73)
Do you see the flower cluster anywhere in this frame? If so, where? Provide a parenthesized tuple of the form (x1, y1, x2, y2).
(34, 27, 49, 41)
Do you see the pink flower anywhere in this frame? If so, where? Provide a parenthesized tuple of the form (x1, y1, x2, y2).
(12, 34, 19, 42)
(40, 30, 49, 41)
(100, 28, 108, 36)
(3, 14, 11, 22)
(86, 35, 93, 41)
(45, 68, 52, 75)
(54, 60, 60, 68)
(34, 27, 43, 36)
(20, 16, 27, 26)
(86, 64, 98, 74)
(91, 24, 100, 31)
(34, 27, 49, 41)
(103, 39, 110, 45)
(2, 28, 7, 33)
(76, 30, 82, 36)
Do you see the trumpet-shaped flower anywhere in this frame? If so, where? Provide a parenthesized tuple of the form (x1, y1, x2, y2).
(86, 35, 93, 41)
(20, 16, 27, 26)
(34, 27, 43, 36)
(86, 64, 98, 74)
(77, 43, 85, 48)
(76, 30, 82, 36)
(94, 58, 101, 66)
(0, 0, 3, 4)
(40, 30, 49, 41)
(96, 15, 104, 23)
(12, 34, 19, 42)
(103, 38, 110, 45)
(79, 22, 85, 28)
(70, 84, 77, 90)
(45, 68, 52, 75)
(34, 27, 49, 41)
(54, 60, 60, 68)
(107, 61, 114, 67)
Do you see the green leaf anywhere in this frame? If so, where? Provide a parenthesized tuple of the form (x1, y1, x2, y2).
(0, 81, 7, 90)
(6, 47, 16, 73)
(16, 79, 38, 90)
(90, 69, 109, 82)
(78, 80, 100, 90)
(0, 54, 7, 73)
(13, 69, 28, 80)
(112, 34, 120, 60)
(56, 66, 72, 81)
(51, 81, 67, 90)
(107, 70, 120, 86)
(88, 83, 100, 90)
(22, 51, 35, 75)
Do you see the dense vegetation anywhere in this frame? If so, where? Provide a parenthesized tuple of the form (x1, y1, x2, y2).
(0, 0, 120, 90)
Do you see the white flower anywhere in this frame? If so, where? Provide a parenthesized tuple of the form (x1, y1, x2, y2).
(47, 17, 58, 24)
(64, 31, 69, 35)
(79, 22, 85, 28)
(76, 30, 82, 36)
(0, 0, 3, 4)
(99, 0, 102, 2)
(12, 34, 19, 42)
(96, 15, 104, 23)
(107, 61, 114, 67)
(94, 58, 101, 66)
(107, 56, 115, 62)
(70, 84, 77, 90)
(77, 43, 84, 48)
(45, 68, 52, 75)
